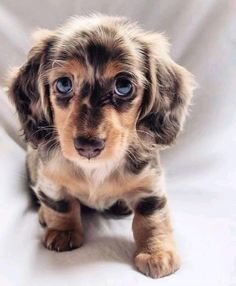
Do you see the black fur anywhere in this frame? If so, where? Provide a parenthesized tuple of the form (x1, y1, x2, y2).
(56, 93, 73, 108)
(78, 103, 103, 130)
(125, 146, 149, 175)
(87, 42, 111, 71)
(111, 95, 134, 113)
(38, 191, 70, 213)
(106, 200, 132, 216)
(136, 196, 167, 216)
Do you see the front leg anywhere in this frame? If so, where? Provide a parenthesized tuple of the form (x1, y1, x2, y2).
(36, 177, 83, 252)
(132, 194, 180, 279)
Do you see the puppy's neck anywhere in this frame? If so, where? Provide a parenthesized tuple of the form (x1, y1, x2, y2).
(78, 159, 122, 186)
(50, 148, 124, 186)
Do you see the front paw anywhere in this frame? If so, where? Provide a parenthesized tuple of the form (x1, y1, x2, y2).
(134, 250, 180, 279)
(43, 228, 83, 252)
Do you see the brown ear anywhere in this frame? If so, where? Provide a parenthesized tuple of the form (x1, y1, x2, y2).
(8, 30, 56, 147)
(138, 34, 196, 146)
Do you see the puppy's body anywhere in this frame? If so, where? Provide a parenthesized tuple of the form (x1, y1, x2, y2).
(9, 15, 195, 279)
(27, 142, 161, 211)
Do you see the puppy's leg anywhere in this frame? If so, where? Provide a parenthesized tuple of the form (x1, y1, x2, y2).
(39, 197, 83, 252)
(36, 177, 83, 252)
(132, 195, 180, 279)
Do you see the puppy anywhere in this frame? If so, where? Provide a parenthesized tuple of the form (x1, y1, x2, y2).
(8, 15, 195, 278)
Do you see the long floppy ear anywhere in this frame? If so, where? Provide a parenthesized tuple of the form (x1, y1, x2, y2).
(8, 29, 56, 148)
(138, 33, 196, 147)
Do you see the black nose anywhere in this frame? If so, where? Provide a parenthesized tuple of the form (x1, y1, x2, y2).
(74, 136, 105, 159)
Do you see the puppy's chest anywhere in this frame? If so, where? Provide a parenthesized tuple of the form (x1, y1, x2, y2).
(42, 157, 155, 210)
(76, 176, 120, 210)
(74, 173, 132, 210)
(44, 163, 128, 210)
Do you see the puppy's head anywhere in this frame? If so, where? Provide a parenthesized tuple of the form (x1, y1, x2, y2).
(8, 15, 195, 167)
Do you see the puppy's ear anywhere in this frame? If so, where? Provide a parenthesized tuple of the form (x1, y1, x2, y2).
(8, 29, 56, 147)
(138, 34, 196, 147)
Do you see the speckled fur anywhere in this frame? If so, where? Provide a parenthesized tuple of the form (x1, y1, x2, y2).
(8, 15, 195, 279)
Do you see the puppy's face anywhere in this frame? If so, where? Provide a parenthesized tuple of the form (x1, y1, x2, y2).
(47, 32, 145, 164)
(9, 15, 195, 167)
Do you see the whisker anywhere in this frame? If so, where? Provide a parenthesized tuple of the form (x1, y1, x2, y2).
(28, 126, 58, 139)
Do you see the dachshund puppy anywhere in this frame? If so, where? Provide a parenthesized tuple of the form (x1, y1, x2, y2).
(8, 15, 195, 278)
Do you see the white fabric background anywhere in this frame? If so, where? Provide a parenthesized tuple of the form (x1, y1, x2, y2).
(0, 1, 235, 285)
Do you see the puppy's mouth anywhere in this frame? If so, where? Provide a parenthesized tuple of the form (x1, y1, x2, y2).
(73, 136, 105, 160)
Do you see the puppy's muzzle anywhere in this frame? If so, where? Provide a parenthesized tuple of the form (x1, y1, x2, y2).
(73, 136, 105, 159)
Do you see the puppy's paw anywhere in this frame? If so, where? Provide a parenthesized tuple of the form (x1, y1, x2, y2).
(43, 228, 83, 252)
(106, 200, 132, 217)
(134, 250, 180, 279)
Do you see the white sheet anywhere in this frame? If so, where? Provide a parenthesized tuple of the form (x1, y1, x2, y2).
(0, 1, 235, 285)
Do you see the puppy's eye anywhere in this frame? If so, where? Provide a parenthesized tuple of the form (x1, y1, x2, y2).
(114, 77, 133, 97)
(56, 77, 73, 94)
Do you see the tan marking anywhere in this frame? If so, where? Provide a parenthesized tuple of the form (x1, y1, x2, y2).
(103, 61, 126, 78)
(132, 208, 180, 278)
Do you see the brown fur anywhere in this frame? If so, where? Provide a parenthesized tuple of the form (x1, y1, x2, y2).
(7, 15, 195, 278)
(39, 202, 83, 251)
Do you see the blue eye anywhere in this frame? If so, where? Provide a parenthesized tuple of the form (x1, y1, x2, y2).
(56, 77, 73, 94)
(115, 77, 133, 97)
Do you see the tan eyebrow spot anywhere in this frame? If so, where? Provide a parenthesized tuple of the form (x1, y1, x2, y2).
(103, 61, 125, 78)
(48, 59, 88, 83)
